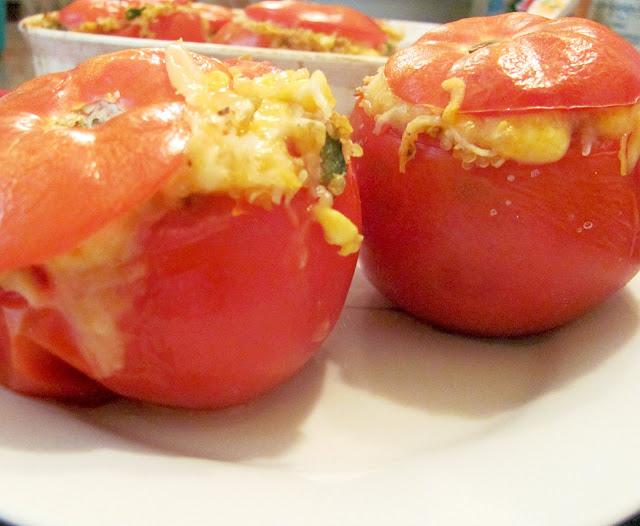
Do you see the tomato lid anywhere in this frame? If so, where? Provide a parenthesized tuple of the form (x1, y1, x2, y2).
(385, 13, 640, 114)
(0, 49, 227, 272)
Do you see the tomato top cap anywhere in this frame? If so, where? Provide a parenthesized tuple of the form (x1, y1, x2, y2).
(0, 48, 227, 273)
(385, 13, 640, 114)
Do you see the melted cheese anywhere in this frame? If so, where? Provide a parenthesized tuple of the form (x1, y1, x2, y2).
(44, 216, 142, 378)
(164, 45, 360, 254)
(0, 209, 153, 378)
(360, 70, 640, 174)
(313, 205, 362, 256)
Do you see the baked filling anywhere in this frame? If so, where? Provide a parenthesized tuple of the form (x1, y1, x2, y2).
(359, 69, 640, 174)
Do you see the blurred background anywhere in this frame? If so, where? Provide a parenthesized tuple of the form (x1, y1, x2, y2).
(11, 0, 474, 21)
(5, 0, 637, 89)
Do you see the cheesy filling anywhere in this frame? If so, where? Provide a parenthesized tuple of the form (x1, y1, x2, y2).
(0, 45, 362, 377)
(359, 70, 640, 174)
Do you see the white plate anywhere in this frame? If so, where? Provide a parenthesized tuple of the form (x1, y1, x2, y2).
(18, 17, 436, 114)
(1, 267, 639, 526)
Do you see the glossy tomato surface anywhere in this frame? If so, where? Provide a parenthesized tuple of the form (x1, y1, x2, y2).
(352, 107, 640, 336)
(386, 13, 640, 113)
(0, 49, 204, 272)
(351, 14, 640, 336)
(0, 49, 360, 408)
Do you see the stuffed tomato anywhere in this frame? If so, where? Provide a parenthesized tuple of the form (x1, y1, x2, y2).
(0, 46, 362, 408)
(212, 0, 401, 56)
(38, 0, 232, 41)
(351, 13, 640, 336)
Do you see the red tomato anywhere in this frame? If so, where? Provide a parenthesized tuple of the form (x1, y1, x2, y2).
(351, 14, 640, 336)
(58, 0, 231, 41)
(216, 0, 387, 49)
(0, 49, 207, 271)
(0, 49, 360, 407)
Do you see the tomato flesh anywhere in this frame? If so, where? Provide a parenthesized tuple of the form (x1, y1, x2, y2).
(351, 106, 640, 336)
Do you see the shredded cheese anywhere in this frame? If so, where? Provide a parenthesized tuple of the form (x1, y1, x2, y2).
(162, 45, 361, 255)
(360, 69, 640, 174)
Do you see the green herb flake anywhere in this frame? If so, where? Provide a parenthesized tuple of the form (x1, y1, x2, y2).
(124, 7, 145, 20)
(320, 135, 346, 185)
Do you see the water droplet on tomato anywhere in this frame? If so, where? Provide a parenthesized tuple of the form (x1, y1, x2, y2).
(583, 221, 594, 230)
(530, 169, 540, 178)
(506, 175, 516, 182)
(490, 208, 498, 216)
(505, 200, 512, 206)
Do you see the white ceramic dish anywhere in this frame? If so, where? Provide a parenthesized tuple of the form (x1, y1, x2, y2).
(18, 17, 435, 113)
(1, 267, 639, 526)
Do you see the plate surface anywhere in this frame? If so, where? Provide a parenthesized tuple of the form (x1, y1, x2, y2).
(1, 268, 639, 526)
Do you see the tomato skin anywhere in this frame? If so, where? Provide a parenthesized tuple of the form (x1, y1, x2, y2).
(351, 106, 640, 336)
(386, 13, 640, 113)
(244, 0, 387, 48)
(4, 173, 360, 408)
(106, 176, 359, 408)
